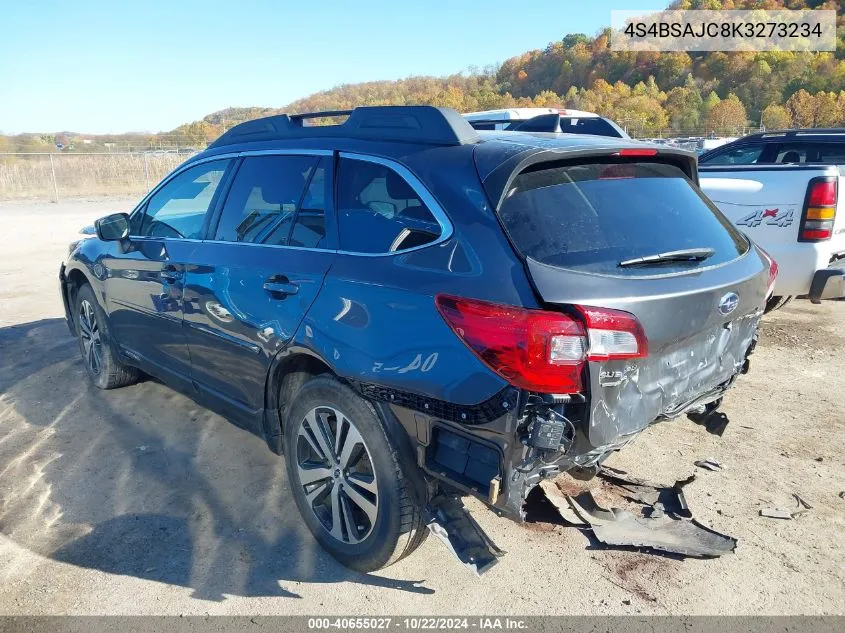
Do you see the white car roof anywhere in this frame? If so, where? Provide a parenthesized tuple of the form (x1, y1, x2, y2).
(463, 107, 600, 121)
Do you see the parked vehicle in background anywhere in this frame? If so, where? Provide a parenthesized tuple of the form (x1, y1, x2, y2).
(463, 107, 629, 138)
(60, 106, 772, 574)
(699, 129, 845, 311)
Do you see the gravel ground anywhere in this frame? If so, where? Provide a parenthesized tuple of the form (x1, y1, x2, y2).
(0, 198, 843, 615)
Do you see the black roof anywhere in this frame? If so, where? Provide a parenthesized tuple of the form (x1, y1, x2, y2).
(208, 106, 480, 149)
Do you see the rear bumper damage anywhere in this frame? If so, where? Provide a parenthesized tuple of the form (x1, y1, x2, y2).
(383, 338, 756, 524)
(362, 309, 759, 575)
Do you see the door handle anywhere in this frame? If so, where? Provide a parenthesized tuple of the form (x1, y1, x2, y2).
(263, 278, 299, 297)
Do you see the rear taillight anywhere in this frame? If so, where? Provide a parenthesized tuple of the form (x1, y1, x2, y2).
(757, 246, 779, 298)
(576, 305, 649, 360)
(800, 177, 837, 242)
(435, 295, 648, 395)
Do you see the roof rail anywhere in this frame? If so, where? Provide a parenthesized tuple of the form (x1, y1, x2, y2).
(749, 128, 845, 138)
(208, 105, 480, 149)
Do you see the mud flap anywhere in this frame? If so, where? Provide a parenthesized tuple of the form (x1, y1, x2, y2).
(425, 494, 505, 576)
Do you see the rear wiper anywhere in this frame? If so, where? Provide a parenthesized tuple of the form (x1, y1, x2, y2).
(618, 248, 716, 268)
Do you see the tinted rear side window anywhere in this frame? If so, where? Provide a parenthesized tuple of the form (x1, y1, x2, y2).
(772, 142, 845, 164)
(336, 158, 442, 253)
(498, 161, 748, 276)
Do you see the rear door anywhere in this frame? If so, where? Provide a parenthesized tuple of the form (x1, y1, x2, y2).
(182, 152, 336, 419)
(106, 158, 232, 385)
(490, 157, 768, 447)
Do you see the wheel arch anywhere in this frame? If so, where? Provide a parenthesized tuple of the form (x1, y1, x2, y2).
(262, 346, 335, 454)
(261, 346, 423, 493)
(63, 266, 96, 326)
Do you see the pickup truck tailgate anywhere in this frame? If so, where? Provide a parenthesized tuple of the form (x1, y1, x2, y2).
(700, 165, 845, 295)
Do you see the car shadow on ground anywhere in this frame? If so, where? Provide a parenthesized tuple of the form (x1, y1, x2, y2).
(0, 318, 432, 601)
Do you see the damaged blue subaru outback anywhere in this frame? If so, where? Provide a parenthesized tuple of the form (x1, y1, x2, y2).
(60, 106, 775, 573)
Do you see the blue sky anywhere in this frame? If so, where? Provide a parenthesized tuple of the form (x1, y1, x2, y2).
(0, 0, 669, 134)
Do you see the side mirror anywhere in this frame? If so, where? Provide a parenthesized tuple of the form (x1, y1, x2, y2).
(95, 213, 130, 241)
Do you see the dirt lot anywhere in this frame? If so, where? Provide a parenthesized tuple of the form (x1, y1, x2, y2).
(0, 198, 843, 615)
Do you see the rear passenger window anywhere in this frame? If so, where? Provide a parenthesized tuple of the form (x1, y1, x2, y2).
(773, 143, 845, 164)
(213, 155, 317, 243)
(336, 158, 441, 253)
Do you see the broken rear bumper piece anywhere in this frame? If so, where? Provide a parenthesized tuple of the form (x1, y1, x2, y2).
(386, 364, 749, 530)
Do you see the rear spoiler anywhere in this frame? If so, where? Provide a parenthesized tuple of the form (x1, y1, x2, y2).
(480, 146, 699, 211)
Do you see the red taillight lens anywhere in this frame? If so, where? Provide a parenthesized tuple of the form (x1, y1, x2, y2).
(576, 306, 649, 360)
(801, 228, 832, 240)
(807, 179, 837, 207)
(435, 295, 648, 394)
(757, 246, 778, 297)
(435, 295, 586, 393)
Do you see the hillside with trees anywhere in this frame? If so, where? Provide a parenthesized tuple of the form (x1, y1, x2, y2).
(2, 0, 843, 151)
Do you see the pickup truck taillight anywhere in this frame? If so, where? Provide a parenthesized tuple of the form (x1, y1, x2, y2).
(800, 177, 838, 242)
(435, 295, 647, 395)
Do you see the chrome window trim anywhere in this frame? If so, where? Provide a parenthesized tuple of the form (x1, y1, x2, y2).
(127, 148, 454, 258)
(239, 148, 333, 157)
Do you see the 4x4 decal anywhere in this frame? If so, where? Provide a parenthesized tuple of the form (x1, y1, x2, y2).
(736, 208, 794, 228)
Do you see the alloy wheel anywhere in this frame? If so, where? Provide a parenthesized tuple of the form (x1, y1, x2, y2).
(295, 406, 378, 544)
(78, 299, 103, 375)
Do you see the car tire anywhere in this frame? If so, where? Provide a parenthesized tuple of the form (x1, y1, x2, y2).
(74, 283, 139, 389)
(764, 295, 794, 313)
(283, 375, 427, 572)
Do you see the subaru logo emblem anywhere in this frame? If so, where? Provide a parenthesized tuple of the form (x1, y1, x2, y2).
(718, 292, 739, 316)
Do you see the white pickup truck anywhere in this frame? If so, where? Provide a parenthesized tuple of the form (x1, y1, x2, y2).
(698, 130, 845, 311)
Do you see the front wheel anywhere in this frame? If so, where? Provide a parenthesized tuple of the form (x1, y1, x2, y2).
(283, 376, 427, 571)
(74, 284, 139, 389)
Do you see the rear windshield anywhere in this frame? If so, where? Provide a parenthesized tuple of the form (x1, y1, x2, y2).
(498, 161, 748, 276)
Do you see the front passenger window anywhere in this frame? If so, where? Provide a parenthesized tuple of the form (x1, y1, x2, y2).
(136, 160, 231, 239)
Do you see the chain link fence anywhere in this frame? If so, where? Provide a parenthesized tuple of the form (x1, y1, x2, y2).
(0, 152, 198, 202)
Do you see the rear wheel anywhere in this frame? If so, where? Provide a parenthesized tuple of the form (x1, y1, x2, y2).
(283, 376, 427, 571)
(764, 295, 794, 313)
(74, 284, 139, 389)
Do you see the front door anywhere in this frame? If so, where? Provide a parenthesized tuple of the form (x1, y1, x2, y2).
(182, 153, 336, 417)
(105, 158, 233, 385)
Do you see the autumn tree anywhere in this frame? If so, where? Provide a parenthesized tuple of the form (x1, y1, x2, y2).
(761, 104, 792, 130)
(665, 75, 703, 133)
(706, 94, 749, 135)
(701, 91, 721, 127)
(785, 89, 818, 127)
(814, 92, 842, 127)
